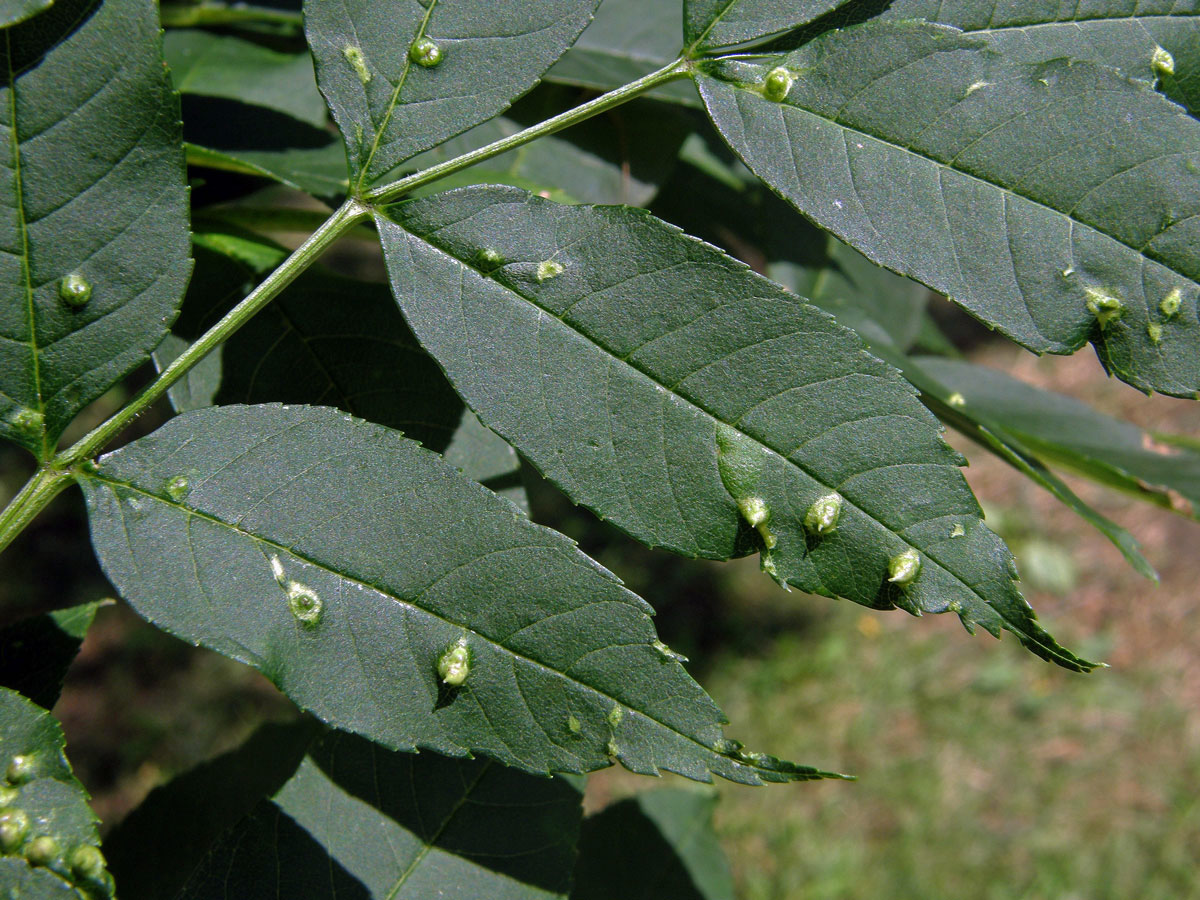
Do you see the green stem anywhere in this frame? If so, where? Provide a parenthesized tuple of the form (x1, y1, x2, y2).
(55, 198, 370, 467)
(54, 60, 692, 467)
(365, 58, 691, 205)
(0, 467, 73, 556)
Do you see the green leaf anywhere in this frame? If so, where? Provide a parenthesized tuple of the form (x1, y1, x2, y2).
(103, 719, 319, 900)
(178, 731, 583, 900)
(181, 98, 350, 201)
(304, 0, 601, 188)
(406, 87, 693, 206)
(546, 0, 698, 106)
(157, 243, 466, 451)
(0, 0, 51, 29)
(81, 403, 840, 783)
(0, 0, 190, 456)
(915, 356, 1200, 520)
(445, 412, 529, 513)
(0, 687, 112, 897)
(571, 789, 734, 900)
(696, 21, 1200, 398)
(684, 0, 849, 52)
(165, 29, 327, 128)
(881, 0, 1200, 115)
(0, 602, 103, 710)
(871, 347, 1158, 581)
(376, 185, 1093, 671)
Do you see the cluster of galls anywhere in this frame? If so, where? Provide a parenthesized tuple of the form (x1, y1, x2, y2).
(0, 753, 114, 896)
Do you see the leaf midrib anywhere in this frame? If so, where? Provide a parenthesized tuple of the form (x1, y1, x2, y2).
(383, 760, 493, 900)
(354, 0, 440, 191)
(391, 212, 1066, 660)
(84, 470, 760, 778)
(5, 29, 45, 454)
(714, 71, 1197, 310)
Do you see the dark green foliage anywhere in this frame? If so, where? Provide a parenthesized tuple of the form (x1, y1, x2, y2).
(178, 730, 584, 900)
(698, 21, 1200, 398)
(304, 0, 601, 187)
(0, 603, 101, 710)
(377, 186, 1092, 670)
(0, 0, 189, 455)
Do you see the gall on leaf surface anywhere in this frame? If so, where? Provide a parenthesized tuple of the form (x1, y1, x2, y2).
(375, 185, 1094, 671)
(696, 21, 1200, 398)
(304, 0, 601, 189)
(81, 404, 840, 785)
(0, 0, 189, 456)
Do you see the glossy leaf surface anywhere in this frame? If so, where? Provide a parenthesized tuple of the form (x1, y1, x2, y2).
(179, 731, 582, 900)
(0, 0, 190, 455)
(304, 0, 601, 187)
(0, 687, 111, 897)
(81, 404, 837, 783)
(698, 22, 1200, 398)
(377, 185, 1092, 670)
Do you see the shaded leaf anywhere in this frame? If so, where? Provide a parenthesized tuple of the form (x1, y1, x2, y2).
(376, 185, 1093, 671)
(445, 412, 529, 513)
(547, 0, 698, 106)
(407, 86, 693, 206)
(304, 0, 601, 187)
(882, 0, 1200, 115)
(104, 719, 319, 900)
(571, 789, 733, 900)
(81, 403, 840, 783)
(0, 602, 103, 710)
(157, 243, 464, 451)
(0, 0, 51, 29)
(0, 687, 111, 896)
(684, 0, 849, 52)
(165, 29, 326, 127)
(871, 346, 1158, 580)
(182, 96, 350, 201)
(0, 0, 190, 455)
(697, 21, 1200, 398)
(179, 731, 583, 900)
(917, 355, 1200, 520)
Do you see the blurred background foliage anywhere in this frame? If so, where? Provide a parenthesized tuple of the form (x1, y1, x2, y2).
(1, 1, 1198, 895)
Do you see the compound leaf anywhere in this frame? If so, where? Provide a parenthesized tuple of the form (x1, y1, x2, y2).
(304, 0, 601, 188)
(697, 21, 1200, 398)
(81, 403, 839, 784)
(0, 0, 190, 456)
(179, 731, 582, 900)
(376, 185, 1092, 671)
(0, 686, 112, 897)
